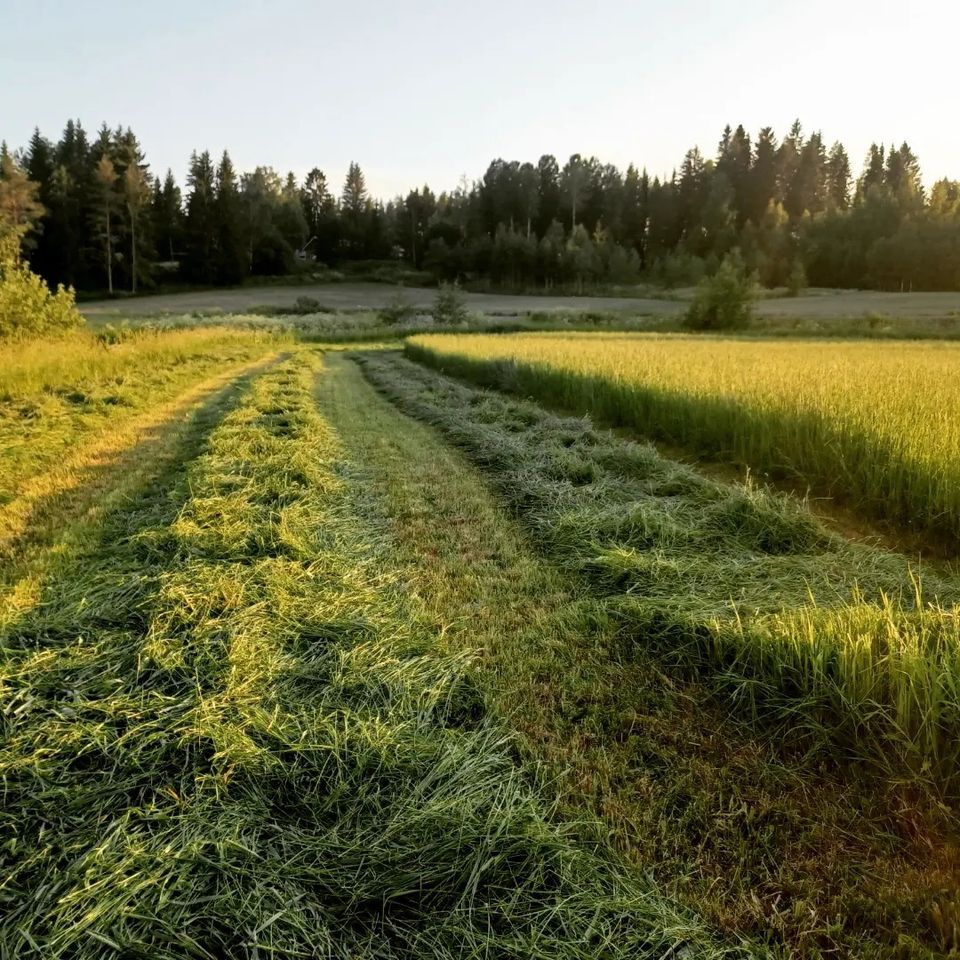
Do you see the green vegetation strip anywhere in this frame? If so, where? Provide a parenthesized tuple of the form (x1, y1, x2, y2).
(1, 352, 742, 958)
(359, 351, 960, 794)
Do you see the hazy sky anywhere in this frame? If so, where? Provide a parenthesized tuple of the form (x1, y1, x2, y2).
(4, 0, 959, 198)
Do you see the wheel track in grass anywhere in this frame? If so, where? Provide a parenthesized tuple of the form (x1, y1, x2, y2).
(0, 352, 286, 577)
(328, 349, 960, 959)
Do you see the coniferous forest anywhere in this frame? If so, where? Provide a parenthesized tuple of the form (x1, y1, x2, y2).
(3, 118, 960, 295)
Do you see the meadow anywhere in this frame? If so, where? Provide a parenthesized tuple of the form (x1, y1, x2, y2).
(406, 332, 960, 547)
(2, 318, 960, 958)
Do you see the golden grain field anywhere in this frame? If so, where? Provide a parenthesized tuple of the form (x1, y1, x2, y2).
(408, 332, 960, 544)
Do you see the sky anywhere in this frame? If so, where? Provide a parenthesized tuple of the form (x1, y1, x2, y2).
(3, 0, 960, 199)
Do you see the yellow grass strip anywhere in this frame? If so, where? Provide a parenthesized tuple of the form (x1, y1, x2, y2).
(0, 352, 283, 580)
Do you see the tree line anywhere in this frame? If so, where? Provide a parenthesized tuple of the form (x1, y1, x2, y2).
(3, 118, 960, 294)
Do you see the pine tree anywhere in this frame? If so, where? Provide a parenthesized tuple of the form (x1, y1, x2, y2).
(93, 154, 118, 293)
(517, 162, 539, 238)
(112, 128, 152, 292)
(560, 154, 589, 231)
(122, 163, 150, 293)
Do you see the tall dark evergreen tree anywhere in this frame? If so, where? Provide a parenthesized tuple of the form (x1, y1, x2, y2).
(214, 151, 246, 284)
(114, 128, 152, 292)
(182, 150, 217, 283)
(301, 167, 338, 262)
(825, 143, 852, 211)
(560, 154, 590, 231)
(534, 155, 561, 236)
(55, 120, 94, 287)
(340, 161, 368, 254)
(152, 170, 183, 262)
(858, 144, 886, 199)
(747, 127, 778, 225)
(277, 172, 308, 255)
(716, 123, 752, 226)
(23, 129, 56, 276)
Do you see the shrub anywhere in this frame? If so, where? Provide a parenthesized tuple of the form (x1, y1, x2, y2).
(683, 251, 755, 331)
(378, 287, 417, 326)
(93, 323, 137, 346)
(432, 281, 469, 326)
(0, 239, 82, 339)
(293, 295, 322, 312)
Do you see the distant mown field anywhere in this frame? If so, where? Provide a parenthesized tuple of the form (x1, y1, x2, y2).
(79, 280, 960, 324)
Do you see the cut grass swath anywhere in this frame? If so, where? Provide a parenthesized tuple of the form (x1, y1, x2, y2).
(360, 350, 960, 794)
(0, 352, 744, 959)
(0, 325, 282, 507)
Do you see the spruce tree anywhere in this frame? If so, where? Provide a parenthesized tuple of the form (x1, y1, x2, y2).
(214, 151, 246, 284)
(183, 150, 217, 283)
(748, 127, 778, 225)
(535, 155, 561, 235)
(340, 162, 368, 255)
(152, 170, 183, 262)
(825, 143, 851, 210)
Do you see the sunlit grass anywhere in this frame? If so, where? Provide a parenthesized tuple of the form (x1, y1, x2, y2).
(336, 351, 960, 958)
(406, 332, 960, 545)
(0, 326, 281, 507)
(365, 349, 960, 794)
(0, 325, 279, 399)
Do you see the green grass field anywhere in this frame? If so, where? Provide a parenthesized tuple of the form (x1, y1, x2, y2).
(3, 320, 960, 958)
